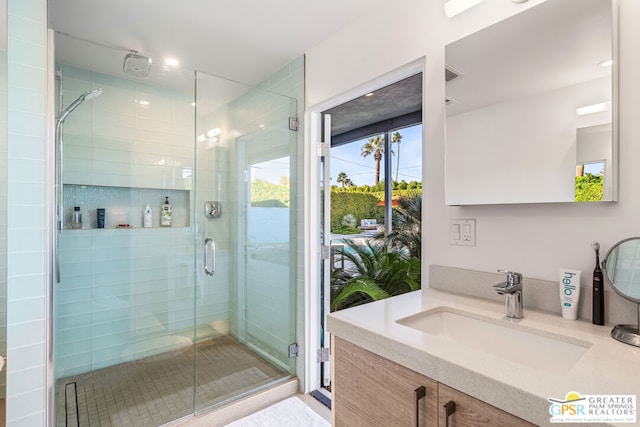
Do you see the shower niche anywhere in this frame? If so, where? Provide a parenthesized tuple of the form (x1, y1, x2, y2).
(62, 185, 190, 229)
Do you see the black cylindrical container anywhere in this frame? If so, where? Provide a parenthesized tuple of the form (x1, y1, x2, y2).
(97, 208, 105, 229)
(592, 244, 605, 325)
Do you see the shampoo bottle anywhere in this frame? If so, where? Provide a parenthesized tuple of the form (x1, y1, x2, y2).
(559, 268, 581, 320)
(71, 206, 82, 229)
(161, 196, 172, 227)
(143, 204, 152, 228)
(592, 242, 605, 325)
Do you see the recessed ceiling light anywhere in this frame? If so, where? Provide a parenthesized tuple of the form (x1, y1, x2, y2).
(164, 58, 180, 67)
(138, 100, 150, 106)
(576, 102, 610, 116)
(365, 92, 375, 97)
(444, 0, 485, 18)
(598, 59, 613, 67)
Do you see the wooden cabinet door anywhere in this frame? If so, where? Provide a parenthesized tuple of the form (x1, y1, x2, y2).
(437, 383, 535, 427)
(333, 337, 438, 427)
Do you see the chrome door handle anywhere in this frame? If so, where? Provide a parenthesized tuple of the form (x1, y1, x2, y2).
(204, 237, 215, 276)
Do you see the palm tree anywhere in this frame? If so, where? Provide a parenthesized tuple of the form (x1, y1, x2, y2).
(376, 194, 422, 259)
(330, 239, 420, 311)
(336, 171, 349, 188)
(361, 134, 385, 184)
(392, 131, 403, 183)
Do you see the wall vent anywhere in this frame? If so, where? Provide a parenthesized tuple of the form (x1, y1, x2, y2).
(445, 64, 463, 83)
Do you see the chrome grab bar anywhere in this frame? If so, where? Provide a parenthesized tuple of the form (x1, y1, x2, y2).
(204, 237, 215, 276)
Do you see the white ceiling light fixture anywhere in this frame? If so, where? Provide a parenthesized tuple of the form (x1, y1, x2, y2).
(576, 101, 610, 116)
(598, 59, 613, 67)
(512, 0, 528, 4)
(365, 92, 375, 97)
(444, 0, 485, 18)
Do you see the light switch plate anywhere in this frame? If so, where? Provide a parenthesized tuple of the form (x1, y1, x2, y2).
(450, 219, 475, 246)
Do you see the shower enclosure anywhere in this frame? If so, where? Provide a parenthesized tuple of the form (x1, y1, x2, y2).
(52, 35, 299, 426)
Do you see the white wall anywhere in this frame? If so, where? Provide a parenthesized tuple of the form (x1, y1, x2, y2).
(306, 0, 640, 285)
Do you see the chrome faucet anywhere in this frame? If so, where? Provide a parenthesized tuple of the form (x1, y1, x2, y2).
(494, 269, 523, 319)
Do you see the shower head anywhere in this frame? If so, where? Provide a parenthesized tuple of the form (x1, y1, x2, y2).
(57, 88, 103, 124)
(123, 52, 152, 77)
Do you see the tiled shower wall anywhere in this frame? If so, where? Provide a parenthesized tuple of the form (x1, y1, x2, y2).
(54, 64, 199, 378)
(0, 49, 7, 400)
(6, 0, 49, 425)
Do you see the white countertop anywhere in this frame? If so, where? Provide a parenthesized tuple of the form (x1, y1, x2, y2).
(327, 289, 640, 426)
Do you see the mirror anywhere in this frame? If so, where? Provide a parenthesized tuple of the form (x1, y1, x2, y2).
(445, 0, 616, 205)
(602, 237, 640, 347)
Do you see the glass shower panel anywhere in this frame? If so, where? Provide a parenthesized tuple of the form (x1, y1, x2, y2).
(195, 71, 297, 413)
(53, 53, 197, 426)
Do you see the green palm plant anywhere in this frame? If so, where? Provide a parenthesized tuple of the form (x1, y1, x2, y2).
(392, 131, 403, 183)
(380, 195, 422, 259)
(361, 134, 385, 185)
(331, 239, 420, 311)
(336, 171, 349, 188)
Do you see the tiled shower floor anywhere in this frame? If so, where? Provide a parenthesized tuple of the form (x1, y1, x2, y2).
(55, 335, 289, 427)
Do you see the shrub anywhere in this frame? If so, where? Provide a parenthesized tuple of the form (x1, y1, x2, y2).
(330, 192, 382, 232)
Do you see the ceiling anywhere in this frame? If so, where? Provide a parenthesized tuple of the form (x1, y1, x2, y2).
(324, 73, 423, 138)
(48, 0, 388, 91)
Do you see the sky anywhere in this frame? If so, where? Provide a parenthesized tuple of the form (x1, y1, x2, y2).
(330, 124, 423, 187)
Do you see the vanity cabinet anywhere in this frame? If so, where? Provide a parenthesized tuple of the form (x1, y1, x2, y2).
(333, 337, 438, 426)
(333, 337, 533, 427)
(438, 383, 535, 427)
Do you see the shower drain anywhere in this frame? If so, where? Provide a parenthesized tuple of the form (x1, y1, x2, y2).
(64, 382, 80, 427)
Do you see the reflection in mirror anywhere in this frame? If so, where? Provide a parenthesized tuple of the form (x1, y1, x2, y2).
(576, 123, 611, 201)
(445, 0, 616, 205)
(603, 237, 640, 348)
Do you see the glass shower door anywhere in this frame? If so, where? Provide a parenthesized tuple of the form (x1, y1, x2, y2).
(194, 71, 297, 413)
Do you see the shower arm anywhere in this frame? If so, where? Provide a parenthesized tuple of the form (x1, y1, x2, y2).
(54, 88, 102, 283)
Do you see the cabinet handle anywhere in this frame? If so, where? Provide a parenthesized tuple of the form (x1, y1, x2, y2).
(414, 386, 426, 427)
(443, 400, 456, 427)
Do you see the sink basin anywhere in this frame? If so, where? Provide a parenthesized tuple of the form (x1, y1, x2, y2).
(396, 307, 591, 374)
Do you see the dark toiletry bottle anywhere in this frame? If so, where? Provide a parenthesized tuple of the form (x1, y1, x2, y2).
(592, 243, 605, 325)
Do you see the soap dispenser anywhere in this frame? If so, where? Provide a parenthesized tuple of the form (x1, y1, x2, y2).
(143, 204, 152, 228)
(161, 196, 172, 227)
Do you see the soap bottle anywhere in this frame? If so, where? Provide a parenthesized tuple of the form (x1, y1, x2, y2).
(161, 196, 172, 227)
(71, 206, 82, 229)
(143, 204, 152, 228)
